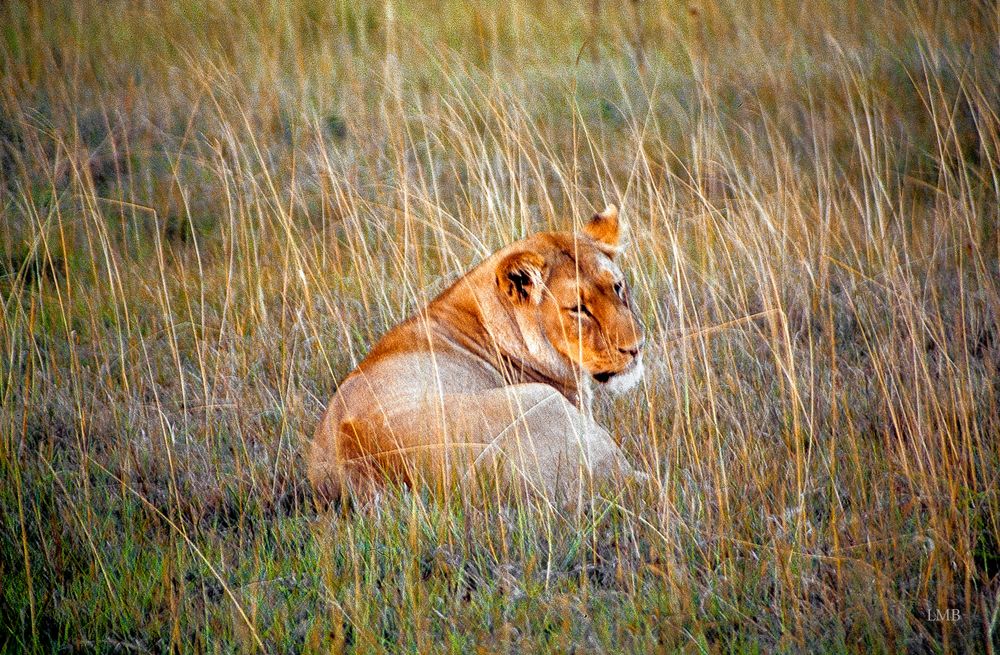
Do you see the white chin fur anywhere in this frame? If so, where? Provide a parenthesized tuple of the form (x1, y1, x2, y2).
(603, 354, 644, 395)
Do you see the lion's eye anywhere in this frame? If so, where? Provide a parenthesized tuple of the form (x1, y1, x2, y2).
(614, 281, 626, 301)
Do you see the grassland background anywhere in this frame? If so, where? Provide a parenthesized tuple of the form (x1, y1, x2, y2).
(2, 0, 999, 652)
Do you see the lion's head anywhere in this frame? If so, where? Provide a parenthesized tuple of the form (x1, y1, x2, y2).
(493, 205, 645, 393)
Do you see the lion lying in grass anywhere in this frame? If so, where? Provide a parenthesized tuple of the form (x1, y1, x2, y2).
(309, 205, 646, 505)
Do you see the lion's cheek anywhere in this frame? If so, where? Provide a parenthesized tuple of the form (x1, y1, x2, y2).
(541, 319, 577, 359)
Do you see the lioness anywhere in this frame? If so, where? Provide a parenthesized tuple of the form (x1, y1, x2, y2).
(309, 205, 646, 505)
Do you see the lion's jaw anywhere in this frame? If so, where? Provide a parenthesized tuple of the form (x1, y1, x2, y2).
(602, 352, 644, 395)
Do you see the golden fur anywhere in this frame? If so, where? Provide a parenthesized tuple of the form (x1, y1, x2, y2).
(308, 205, 645, 504)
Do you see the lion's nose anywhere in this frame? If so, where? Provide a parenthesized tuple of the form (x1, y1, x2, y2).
(618, 344, 640, 357)
(619, 337, 645, 357)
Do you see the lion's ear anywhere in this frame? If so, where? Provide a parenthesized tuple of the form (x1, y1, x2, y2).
(496, 251, 547, 305)
(583, 204, 624, 255)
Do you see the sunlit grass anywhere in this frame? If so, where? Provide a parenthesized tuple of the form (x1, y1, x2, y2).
(1, 0, 998, 652)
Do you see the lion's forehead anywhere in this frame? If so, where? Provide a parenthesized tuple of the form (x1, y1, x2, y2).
(594, 253, 622, 281)
(537, 232, 622, 278)
(549, 253, 622, 289)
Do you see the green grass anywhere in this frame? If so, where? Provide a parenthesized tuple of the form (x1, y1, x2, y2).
(2, 0, 999, 652)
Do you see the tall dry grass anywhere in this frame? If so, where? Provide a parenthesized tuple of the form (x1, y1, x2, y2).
(2, 0, 999, 651)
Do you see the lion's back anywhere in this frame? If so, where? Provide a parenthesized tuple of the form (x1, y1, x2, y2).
(308, 319, 503, 501)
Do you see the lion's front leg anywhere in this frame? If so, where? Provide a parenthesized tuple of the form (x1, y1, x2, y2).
(449, 383, 642, 503)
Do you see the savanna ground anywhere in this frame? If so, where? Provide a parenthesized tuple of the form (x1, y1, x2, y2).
(2, 0, 999, 652)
